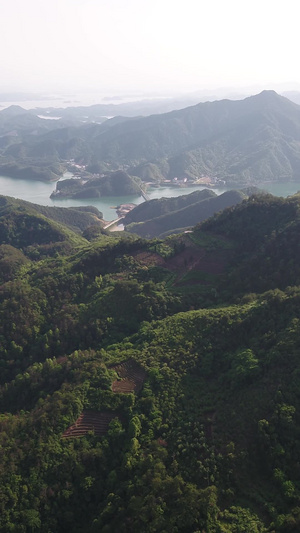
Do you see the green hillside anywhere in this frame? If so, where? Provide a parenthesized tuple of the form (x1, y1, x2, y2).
(0, 195, 105, 261)
(0, 162, 62, 182)
(0, 195, 104, 235)
(123, 189, 216, 224)
(52, 170, 142, 199)
(125, 189, 248, 238)
(1, 193, 300, 531)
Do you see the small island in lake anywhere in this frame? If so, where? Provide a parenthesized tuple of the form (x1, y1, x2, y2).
(50, 170, 143, 199)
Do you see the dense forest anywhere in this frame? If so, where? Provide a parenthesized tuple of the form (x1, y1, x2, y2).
(1, 191, 300, 531)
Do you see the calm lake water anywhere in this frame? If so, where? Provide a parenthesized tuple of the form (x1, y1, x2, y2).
(0, 174, 300, 221)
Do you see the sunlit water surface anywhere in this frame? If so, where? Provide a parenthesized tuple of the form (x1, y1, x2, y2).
(0, 174, 299, 221)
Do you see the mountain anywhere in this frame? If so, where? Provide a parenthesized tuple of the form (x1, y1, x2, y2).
(21, 90, 300, 188)
(123, 188, 216, 224)
(0, 105, 75, 138)
(28, 93, 232, 121)
(124, 189, 249, 238)
(0, 106, 82, 181)
(0, 104, 29, 117)
(3, 91, 300, 190)
(3, 184, 300, 529)
(0, 195, 104, 255)
(282, 90, 300, 105)
(0, 161, 63, 181)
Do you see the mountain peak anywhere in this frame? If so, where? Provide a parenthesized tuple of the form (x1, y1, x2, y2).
(248, 89, 292, 105)
(243, 89, 296, 112)
(0, 104, 27, 116)
(257, 89, 279, 97)
(249, 90, 282, 103)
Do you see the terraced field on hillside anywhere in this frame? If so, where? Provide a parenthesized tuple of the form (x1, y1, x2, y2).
(111, 359, 146, 393)
(62, 410, 118, 438)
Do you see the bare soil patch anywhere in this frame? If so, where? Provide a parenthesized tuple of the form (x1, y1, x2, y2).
(133, 250, 167, 268)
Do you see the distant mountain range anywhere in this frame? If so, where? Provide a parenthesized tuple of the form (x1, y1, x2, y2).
(1, 91, 300, 189)
(123, 188, 257, 238)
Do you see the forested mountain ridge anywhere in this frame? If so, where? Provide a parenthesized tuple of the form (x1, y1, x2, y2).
(0, 195, 104, 246)
(2, 91, 300, 188)
(124, 189, 249, 238)
(2, 193, 300, 530)
(124, 189, 217, 224)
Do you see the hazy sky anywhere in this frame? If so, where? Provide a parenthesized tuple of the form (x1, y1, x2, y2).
(1, 0, 299, 96)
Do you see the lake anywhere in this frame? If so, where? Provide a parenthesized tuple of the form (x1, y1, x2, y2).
(0, 174, 300, 221)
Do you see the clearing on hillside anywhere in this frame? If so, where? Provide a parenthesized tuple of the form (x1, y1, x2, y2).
(111, 359, 146, 393)
(62, 410, 118, 438)
(133, 233, 233, 288)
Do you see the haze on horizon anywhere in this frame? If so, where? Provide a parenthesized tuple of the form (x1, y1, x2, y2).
(1, 0, 299, 99)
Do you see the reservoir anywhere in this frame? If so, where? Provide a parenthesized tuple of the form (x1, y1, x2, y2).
(0, 174, 300, 221)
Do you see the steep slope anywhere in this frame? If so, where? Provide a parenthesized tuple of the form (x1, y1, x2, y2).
(123, 188, 216, 224)
(198, 192, 300, 297)
(125, 189, 247, 237)
(0, 195, 104, 235)
(0, 196, 103, 259)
